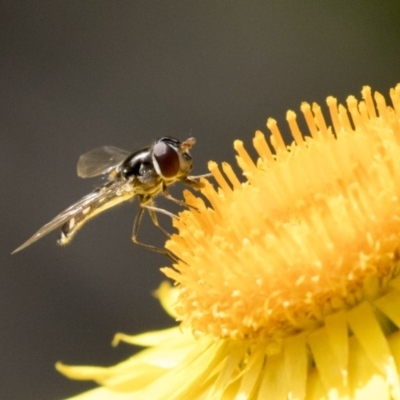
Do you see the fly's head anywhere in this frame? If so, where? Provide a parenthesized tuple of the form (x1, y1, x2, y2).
(151, 137, 195, 183)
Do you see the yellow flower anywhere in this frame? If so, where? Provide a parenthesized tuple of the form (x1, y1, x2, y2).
(58, 84, 400, 399)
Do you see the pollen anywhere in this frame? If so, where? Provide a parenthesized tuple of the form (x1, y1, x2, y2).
(163, 85, 400, 343)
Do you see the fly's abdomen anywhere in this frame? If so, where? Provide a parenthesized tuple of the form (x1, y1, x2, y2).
(57, 183, 135, 246)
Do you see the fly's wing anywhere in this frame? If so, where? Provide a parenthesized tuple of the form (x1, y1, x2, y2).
(12, 180, 135, 254)
(77, 146, 132, 178)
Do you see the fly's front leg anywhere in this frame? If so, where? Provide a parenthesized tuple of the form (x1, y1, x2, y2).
(182, 173, 213, 190)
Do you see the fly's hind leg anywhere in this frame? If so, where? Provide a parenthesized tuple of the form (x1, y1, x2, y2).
(145, 204, 177, 237)
(132, 204, 179, 263)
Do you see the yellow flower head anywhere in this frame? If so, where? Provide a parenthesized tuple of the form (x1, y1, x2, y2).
(59, 85, 400, 400)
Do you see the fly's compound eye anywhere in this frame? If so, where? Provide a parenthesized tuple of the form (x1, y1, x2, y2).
(152, 140, 180, 178)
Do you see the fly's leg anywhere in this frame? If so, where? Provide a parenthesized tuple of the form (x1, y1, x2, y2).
(145, 205, 176, 237)
(183, 173, 213, 189)
(132, 206, 163, 251)
(162, 188, 189, 208)
(160, 174, 212, 210)
(132, 205, 179, 263)
(162, 184, 200, 212)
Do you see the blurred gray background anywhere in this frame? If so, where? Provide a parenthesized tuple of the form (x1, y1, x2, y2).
(2, 1, 400, 399)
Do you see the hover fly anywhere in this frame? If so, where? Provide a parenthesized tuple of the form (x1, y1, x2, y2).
(12, 137, 208, 256)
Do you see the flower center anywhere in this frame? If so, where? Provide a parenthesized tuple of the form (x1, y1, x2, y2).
(163, 85, 400, 341)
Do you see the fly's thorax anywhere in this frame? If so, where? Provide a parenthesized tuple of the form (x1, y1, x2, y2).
(120, 147, 152, 177)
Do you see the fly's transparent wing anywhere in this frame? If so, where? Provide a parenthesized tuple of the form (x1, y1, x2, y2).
(77, 146, 132, 178)
(12, 180, 135, 253)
